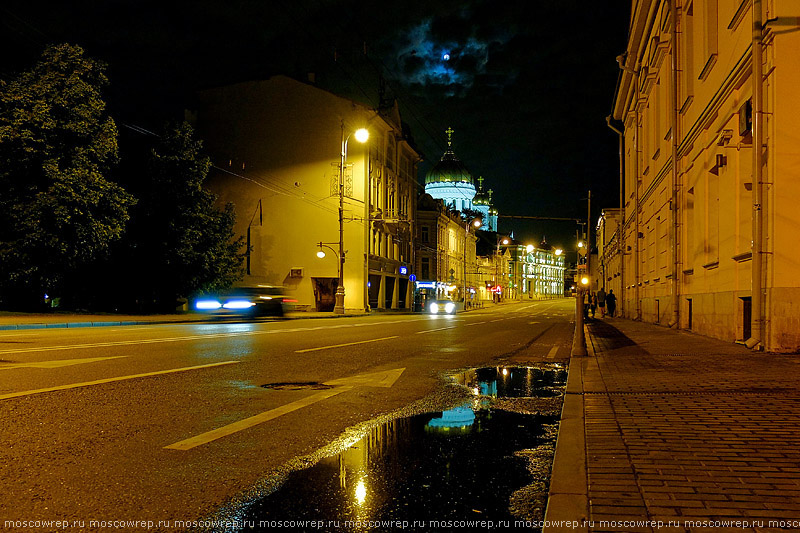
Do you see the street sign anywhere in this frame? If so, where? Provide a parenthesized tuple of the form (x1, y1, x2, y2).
(409, 274, 417, 282)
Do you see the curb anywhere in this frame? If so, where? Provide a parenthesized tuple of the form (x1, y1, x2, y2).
(0, 320, 164, 331)
(543, 322, 595, 531)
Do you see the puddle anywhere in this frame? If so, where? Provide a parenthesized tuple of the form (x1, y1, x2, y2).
(235, 406, 558, 531)
(451, 365, 567, 398)
(212, 365, 568, 532)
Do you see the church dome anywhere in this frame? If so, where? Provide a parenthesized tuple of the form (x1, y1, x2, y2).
(473, 179, 491, 206)
(425, 128, 474, 185)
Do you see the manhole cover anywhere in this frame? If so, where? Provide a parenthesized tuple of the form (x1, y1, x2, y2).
(260, 382, 333, 390)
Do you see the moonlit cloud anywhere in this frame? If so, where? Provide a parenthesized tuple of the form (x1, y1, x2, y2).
(388, 18, 504, 97)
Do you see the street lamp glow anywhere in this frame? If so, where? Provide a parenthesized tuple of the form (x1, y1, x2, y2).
(555, 248, 563, 256)
(578, 241, 585, 248)
(316, 250, 326, 259)
(472, 219, 482, 228)
(581, 276, 590, 286)
(526, 244, 534, 253)
(354, 128, 369, 144)
(502, 238, 510, 245)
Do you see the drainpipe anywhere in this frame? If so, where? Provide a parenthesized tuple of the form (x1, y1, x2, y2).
(605, 116, 625, 318)
(616, 53, 643, 321)
(668, 0, 680, 329)
(747, 0, 765, 350)
(634, 76, 642, 321)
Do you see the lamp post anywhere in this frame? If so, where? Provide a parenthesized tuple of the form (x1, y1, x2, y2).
(463, 217, 482, 303)
(495, 235, 510, 300)
(333, 125, 369, 314)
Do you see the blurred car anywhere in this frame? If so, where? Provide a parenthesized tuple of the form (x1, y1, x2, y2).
(428, 299, 457, 315)
(193, 285, 296, 318)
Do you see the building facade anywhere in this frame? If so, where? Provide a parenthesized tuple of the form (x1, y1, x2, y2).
(414, 193, 479, 307)
(511, 243, 567, 300)
(610, 0, 800, 351)
(195, 75, 419, 312)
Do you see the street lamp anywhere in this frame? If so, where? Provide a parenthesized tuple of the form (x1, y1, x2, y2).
(333, 125, 369, 314)
(495, 235, 510, 300)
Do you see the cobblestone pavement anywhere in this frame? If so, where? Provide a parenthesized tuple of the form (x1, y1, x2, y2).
(582, 318, 800, 533)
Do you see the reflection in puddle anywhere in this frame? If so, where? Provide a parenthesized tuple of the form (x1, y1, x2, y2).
(452, 365, 567, 398)
(239, 406, 557, 531)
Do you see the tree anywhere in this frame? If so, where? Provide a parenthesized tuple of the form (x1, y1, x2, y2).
(0, 44, 135, 308)
(119, 122, 244, 310)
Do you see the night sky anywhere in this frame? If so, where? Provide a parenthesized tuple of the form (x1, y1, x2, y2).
(1, 0, 630, 251)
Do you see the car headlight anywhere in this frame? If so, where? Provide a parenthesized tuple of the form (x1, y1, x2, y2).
(445, 302, 456, 314)
(429, 303, 439, 314)
(196, 299, 222, 310)
(222, 299, 256, 309)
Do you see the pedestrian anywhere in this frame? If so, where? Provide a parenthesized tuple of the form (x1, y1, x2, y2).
(606, 289, 617, 317)
(582, 290, 590, 320)
(596, 287, 606, 318)
(589, 292, 596, 318)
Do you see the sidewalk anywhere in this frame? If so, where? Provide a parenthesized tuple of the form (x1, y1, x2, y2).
(547, 316, 800, 533)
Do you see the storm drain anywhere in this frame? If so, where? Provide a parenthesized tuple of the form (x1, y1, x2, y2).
(260, 382, 333, 391)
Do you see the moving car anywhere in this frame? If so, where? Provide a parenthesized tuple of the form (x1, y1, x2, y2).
(428, 299, 457, 315)
(194, 285, 296, 318)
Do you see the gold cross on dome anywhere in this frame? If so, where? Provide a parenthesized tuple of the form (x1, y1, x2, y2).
(445, 127, 454, 146)
(477, 176, 484, 190)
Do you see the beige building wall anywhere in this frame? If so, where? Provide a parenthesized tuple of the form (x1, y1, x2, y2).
(611, 0, 800, 351)
(195, 76, 418, 312)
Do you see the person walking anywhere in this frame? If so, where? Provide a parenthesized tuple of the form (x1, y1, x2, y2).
(606, 289, 617, 317)
(589, 292, 597, 318)
(596, 287, 607, 318)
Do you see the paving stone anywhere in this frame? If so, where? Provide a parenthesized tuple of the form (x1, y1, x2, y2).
(580, 319, 800, 532)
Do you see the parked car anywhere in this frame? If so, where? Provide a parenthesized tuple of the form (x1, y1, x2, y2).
(193, 285, 296, 318)
(428, 299, 457, 315)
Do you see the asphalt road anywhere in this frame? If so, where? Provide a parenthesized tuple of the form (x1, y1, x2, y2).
(0, 299, 576, 530)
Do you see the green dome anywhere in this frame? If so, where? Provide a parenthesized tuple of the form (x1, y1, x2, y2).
(425, 148, 473, 185)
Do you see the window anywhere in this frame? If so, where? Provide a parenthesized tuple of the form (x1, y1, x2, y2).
(680, 2, 694, 111)
(699, 0, 718, 81)
(421, 257, 430, 280)
(387, 136, 396, 171)
(422, 226, 429, 243)
(706, 167, 719, 264)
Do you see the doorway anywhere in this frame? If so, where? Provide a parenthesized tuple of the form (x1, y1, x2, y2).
(741, 296, 752, 341)
(312, 278, 338, 312)
(686, 298, 692, 330)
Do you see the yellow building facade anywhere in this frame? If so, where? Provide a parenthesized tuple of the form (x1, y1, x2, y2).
(195, 76, 419, 312)
(610, 0, 800, 351)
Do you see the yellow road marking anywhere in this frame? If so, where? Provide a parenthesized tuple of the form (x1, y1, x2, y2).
(0, 361, 240, 401)
(294, 335, 399, 353)
(0, 356, 126, 370)
(546, 346, 559, 359)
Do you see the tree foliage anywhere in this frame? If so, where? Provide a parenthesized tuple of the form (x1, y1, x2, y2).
(0, 44, 135, 306)
(118, 122, 245, 310)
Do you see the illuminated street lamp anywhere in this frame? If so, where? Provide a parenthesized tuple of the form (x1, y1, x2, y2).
(333, 125, 369, 314)
(494, 235, 511, 297)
